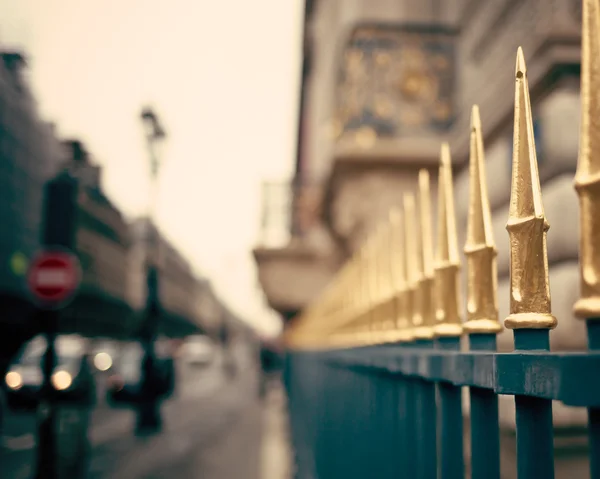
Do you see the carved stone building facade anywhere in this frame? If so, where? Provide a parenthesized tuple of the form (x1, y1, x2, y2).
(254, 0, 585, 476)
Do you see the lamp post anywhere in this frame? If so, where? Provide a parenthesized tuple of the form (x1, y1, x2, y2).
(140, 106, 166, 341)
(137, 106, 166, 434)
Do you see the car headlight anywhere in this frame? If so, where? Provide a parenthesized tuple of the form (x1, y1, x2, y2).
(5, 371, 22, 390)
(94, 352, 113, 372)
(51, 370, 72, 391)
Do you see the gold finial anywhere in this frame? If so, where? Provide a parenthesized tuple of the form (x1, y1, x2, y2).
(414, 169, 436, 339)
(404, 193, 419, 338)
(369, 230, 383, 343)
(348, 252, 361, 329)
(574, 0, 600, 319)
(370, 224, 388, 344)
(361, 238, 377, 343)
(379, 219, 398, 342)
(433, 143, 463, 337)
(504, 48, 557, 330)
(463, 105, 503, 334)
(389, 208, 412, 341)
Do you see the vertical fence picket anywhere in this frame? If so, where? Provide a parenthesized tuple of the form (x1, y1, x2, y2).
(586, 322, 600, 479)
(574, 2, 600, 479)
(396, 365, 410, 475)
(405, 363, 419, 478)
(432, 141, 464, 478)
(512, 331, 555, 479)
(468, 335, 501, 479)
(415, 341, 438, 479)
(436, 337, 464, 479)
(314, 355, 332, 478)
(463, 104, 502, 479)
(505, 48, 557, 479)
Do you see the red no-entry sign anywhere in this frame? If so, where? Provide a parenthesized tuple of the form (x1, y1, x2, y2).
(27, 250, 81, 307)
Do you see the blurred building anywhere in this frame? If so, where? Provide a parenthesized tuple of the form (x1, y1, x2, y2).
(254, 0, 583, 475)
(59, 140, 135, 337)
(0, 51, 62, 351)
(0, 46, 251, 360)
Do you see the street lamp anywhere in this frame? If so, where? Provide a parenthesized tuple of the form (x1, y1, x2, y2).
(137, 106, 167, 434)
(140, 106, 166, 334)
(141, 107, 166, 179)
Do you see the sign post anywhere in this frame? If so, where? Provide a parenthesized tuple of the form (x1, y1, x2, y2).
(28, 250, 81, 479)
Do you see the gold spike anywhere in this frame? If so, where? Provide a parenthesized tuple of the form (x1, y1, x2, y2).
(389, 208, 413, 342)
(368, 226, 384, 344)
(504, 48, 557, 330)
(364, 236, 379, 343)
(349, 244, 365, 345)
(360, 238, 374, 345)
(414, 169, 436, 339)
(574, 0, 600, 319)
(377, 222, 393, 342)
(404, 193, 419, 339)
(463, 106, 503, 334)
(379, 218, 399, 342)
(433, 143, 464, 337)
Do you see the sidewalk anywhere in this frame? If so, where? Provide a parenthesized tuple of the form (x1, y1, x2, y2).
(260, 383, 292, 479)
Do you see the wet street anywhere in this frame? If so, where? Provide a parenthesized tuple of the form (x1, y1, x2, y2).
(1, 346, 269, 479)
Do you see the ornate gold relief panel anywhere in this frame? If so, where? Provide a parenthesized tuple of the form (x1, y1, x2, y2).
(336, 24, 457, 140)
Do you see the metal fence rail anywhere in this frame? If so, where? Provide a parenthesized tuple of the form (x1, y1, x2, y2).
(282, 4, 600, 478)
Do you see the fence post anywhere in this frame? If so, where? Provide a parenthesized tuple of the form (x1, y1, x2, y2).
(34, 172, 79, 479)
(404, 192, 438, 479)
(431, 145, 465, 479)
(504, 48, 557, 479)
(573, 2, 600, 478)
(462, 105, 502, 479)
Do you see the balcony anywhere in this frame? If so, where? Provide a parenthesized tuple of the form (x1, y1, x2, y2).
(253, 178, 343, 319)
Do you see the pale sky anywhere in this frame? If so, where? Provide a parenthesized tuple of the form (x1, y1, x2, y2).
(0, 0, 303, 335)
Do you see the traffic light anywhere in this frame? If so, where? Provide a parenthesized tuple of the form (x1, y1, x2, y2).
(41, 172, 78, 249)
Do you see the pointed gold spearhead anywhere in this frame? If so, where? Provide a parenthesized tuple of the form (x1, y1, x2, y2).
(383, 220, 400, 340)
(433, 142, 464, 337)
(463, 105, 503, 334)
(504, 48, 557, 330)
(414, 169, 436, 339)
(403, 193, 419, 340)
(363, 236, 380, 343)
(347, 243, 368, 345)
(379, 216, 400, 342)
(574, 0, 600, 319)
(389, 208, 413, 342)
(371, 224, 392, 344)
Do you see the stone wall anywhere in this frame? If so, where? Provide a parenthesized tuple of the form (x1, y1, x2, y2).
(450, 0, 580, 164)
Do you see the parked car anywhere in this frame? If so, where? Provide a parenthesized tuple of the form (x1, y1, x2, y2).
(3, 335, 94, 477)
(3, 334, 96, 412)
